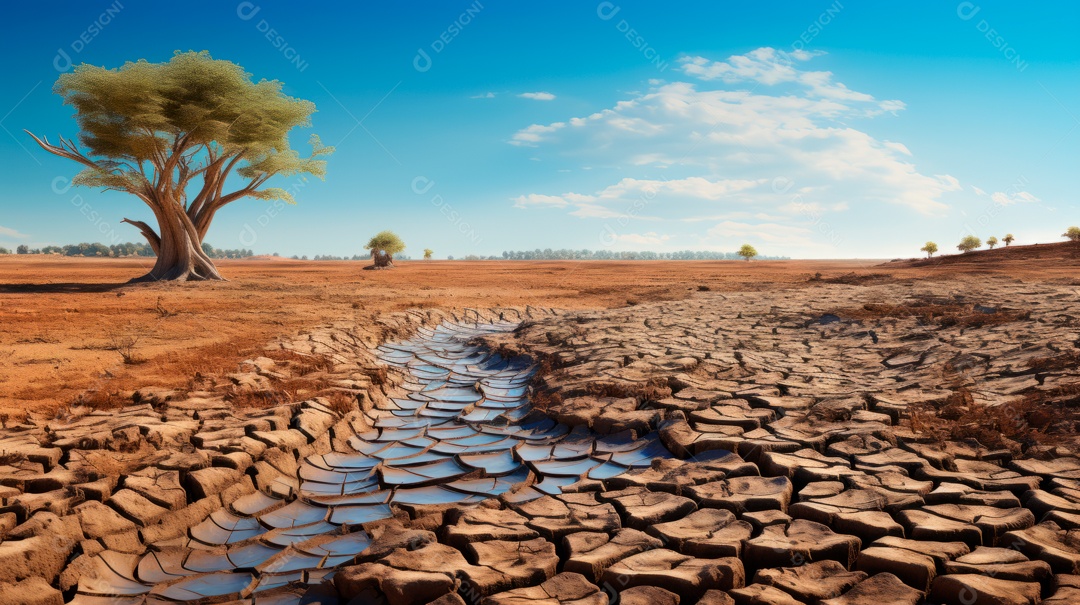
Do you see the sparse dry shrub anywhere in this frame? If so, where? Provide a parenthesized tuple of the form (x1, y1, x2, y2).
(1025, 351, 1080, 373)
(817, 272, 893, 285)
(226, 389, 292, 409)
(908, 384, 1080, 451)
(107, 329, 144, 365)
(74, 388, 129, 410)
(831, 297, 1031, 329)
(153, 296, 177, 318)
(263, 349, 334, 376)
(530, 386, 562, 412)
(325, 391, 358, 415)
(363, 366, 389, 387)
(578, 377, 672, 406)
(0, 450, 26, 466)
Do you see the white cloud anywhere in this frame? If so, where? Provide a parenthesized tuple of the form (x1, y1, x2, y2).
(509, 177, 771, 220)
(883, 141, 912, 156)
(596, 177, 767, 201)
(677, 47, 903, 115)
(509, 122, 565, 146)
(991, 190, 1041, 205)
(510, 47, 960, 217)
(706, 220, 815, 245)
(0, 225, 28, 239)
(470, 92, 496, 99)
(519, 91, 556, 101)
(613, 232, 671, 246)
(972, 185, 987, 196)
(511, 192, 595, 209)
(511, 194, 571, 209)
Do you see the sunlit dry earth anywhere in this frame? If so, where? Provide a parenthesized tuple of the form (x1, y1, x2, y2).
(3, 248, 1080, 604)
(0, 255, 861, 417)
(1, 247, 1076, 419)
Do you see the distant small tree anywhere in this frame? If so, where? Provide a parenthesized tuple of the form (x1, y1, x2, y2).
(16, 245, 29, 254)
(1064, 226, 1080, 242)
(1003, 234, 1014, 246)
(737, 244, 757, 261)
(423, 248, 433, 260)
(957, 235, 982, 253)
(0, 247, 9, 254)
(920, 241, 938, 259)
(986, 236, 999, 249)
(365, 230, 405, 268)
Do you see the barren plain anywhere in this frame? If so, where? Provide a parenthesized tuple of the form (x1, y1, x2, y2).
(0, 246, 1079, 604)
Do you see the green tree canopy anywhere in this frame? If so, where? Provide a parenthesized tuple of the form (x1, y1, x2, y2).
(920, 241, 938, 258)
(986, 236, 999, 249)
(1064, 226, 1080, 242)
(27, 51, 332, 281)
(1003, 234, 1015, 246)
(957, 235, 982, 252)
(364, 230, 405, 267)
(737, 244, 757, 261)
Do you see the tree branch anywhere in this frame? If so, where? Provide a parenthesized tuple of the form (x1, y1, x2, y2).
(25, 131, 104, 171)
(188, 151, 243, 224)
(121, 218, 161, 256)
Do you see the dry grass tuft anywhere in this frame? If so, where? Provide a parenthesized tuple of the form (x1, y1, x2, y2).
(0, 450, 26, 465)
(909, 385, 1080, 451)
(832, 298, 1031, 329)
(529, 386, 562, 412)
(324, 391, 358, 415)
(1025, 351, 1080, 373)
(73, 388, 130, 411)
(263, 350, 335, 376)
(107, 330, 145, 365)
(363, 366, 388, 387)
(813, 272, 893, 285)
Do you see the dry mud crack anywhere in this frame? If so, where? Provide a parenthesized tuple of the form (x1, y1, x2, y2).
(1, 279, 1080, 604)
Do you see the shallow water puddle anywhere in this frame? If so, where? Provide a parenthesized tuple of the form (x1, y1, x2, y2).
(71, 320, 671, 603)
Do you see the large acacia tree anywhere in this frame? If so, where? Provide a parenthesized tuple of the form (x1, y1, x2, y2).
(27, 51, 332, 281)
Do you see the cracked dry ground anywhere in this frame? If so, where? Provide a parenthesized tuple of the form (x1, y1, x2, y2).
(3, 277, 1080, 604)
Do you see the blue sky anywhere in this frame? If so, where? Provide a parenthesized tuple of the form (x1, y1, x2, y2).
(0, 1, 1077, 259)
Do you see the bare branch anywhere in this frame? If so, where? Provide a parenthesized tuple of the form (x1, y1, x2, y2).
(121, 218, 161, 256)
(25, 130, 102, 171)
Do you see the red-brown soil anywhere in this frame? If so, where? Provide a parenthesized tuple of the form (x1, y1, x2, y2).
(0, 248, 1075, 420)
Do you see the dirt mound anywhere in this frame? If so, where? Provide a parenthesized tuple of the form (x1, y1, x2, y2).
(884, 240, 1080, 269)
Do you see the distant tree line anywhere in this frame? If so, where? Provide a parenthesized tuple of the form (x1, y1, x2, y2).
(0, 242, 778, 261)
(0, 242, 253, 258)
(306, 254, 412, 261)
(199, 243, 254, 259)
(491, 249, 786, 261)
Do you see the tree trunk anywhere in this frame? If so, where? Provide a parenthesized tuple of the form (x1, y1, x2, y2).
(129, 203, 224, 282)
(371, 251, 394, 268)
